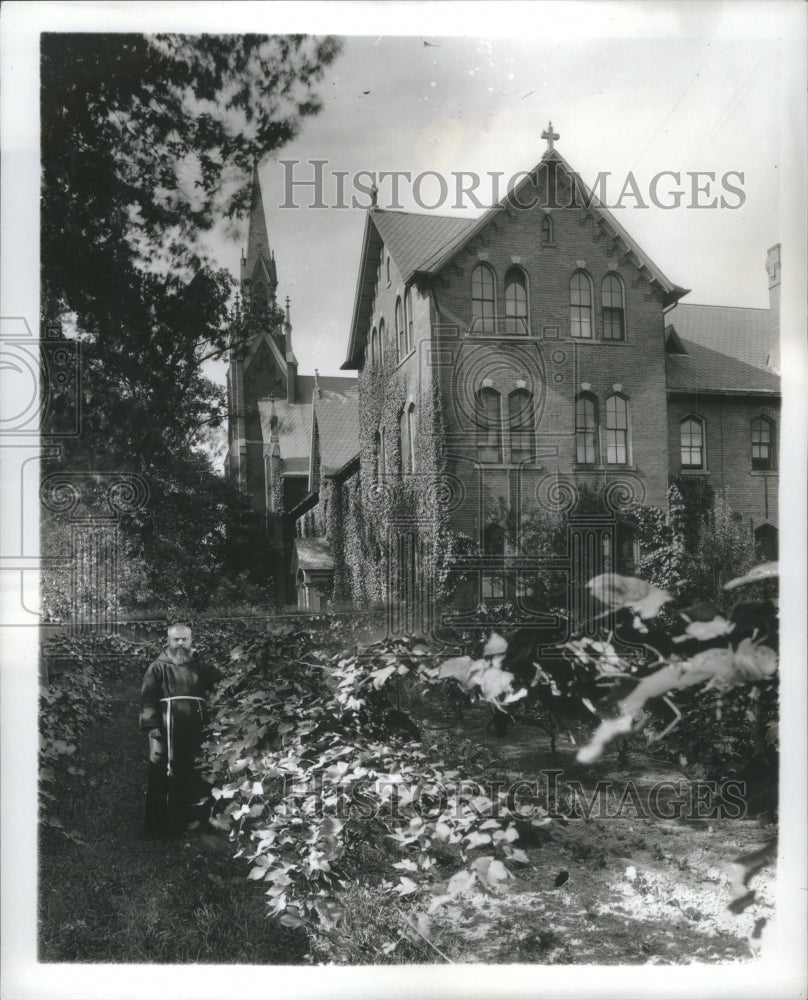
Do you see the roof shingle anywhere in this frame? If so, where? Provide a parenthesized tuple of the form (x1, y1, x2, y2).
(665, 303, 773, 371)
(666, 338, 780, 394)
(294, 536, 335, 572)
(371, 209, 476, 280)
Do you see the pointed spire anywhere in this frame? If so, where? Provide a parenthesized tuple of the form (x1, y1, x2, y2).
(314, 369, 321, 400)
(284, 296, 291, 328)
(245, 163, 274, 286)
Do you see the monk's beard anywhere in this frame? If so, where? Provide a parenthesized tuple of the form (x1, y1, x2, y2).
(167, 645, 193, 664)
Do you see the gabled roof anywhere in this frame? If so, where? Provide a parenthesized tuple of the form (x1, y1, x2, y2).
(342, 149, 688, 369)
(257, 383, 359, 482)
(293, 537, 335, 572)
(664, 303, 772, 371)
(371, 210, 476, 283)
(312, 392, 360, 478)
(666, 338, 780, 395)
(295, 374, 357, 404)
(257, 399, 312, 474)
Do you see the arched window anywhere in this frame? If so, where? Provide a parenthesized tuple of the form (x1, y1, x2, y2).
(406, 403, 417, 473)
(378, 318, 386, 366)
(752, 416, 775, 470)
(373, 430, 383, 481)
(602, 273, 625, 341)
(369, 326, 378, 368)
(504, 267, 529, 335)
(395, 297, 405, 361)
(508, 388, 535, 462)
(399, 408, 408, 474)
(755, 523, 778, 561)
(386, 256, 391, 285)
(605, 393, 629, 464)
(471, 263, 496, 334)
(680, 416, 705, 469)
(404, 286, 414, 352)
(541, 214, 553, 245)
(476, 387, 503, 463)
(570, 271, 593, 339)
(575, 393, 598, 464)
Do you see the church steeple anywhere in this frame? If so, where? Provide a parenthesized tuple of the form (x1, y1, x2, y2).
(241, 164, 277, 299)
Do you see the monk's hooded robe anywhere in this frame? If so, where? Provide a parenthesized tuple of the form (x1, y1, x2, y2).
(139, 649, 220, 837)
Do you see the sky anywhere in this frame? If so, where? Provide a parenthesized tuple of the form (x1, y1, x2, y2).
(197, 10, 793, 385)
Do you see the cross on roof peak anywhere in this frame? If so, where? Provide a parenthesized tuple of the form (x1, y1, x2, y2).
(541, 120, 560, 152)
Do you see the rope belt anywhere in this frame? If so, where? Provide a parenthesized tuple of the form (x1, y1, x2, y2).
(160, 696, 205, 777)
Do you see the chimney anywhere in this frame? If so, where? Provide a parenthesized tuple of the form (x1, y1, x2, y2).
(765, 244, 780, 374)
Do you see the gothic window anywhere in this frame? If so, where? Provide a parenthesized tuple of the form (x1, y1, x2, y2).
(404, 286, 414, 352)
(386, 255, 391, 285)
(504, 267, 529, 335)
(570, 270, 593, 338)
(680, 416, 705, 469)
(541, 214, 553, 245)
(602, 273, 625, 341)
(379, 427, 387, 476)
(508, 388, 535, 462)
(373, 430, 383, 481)
(399, 408, 408, 473)
(406, 403, 417, 473)
(471, 263, 496, 334)
(752, 416, 775, 470)
(369, 326, 378, 368)
(575, 392, 598, 464)
(395, 297, 405, 361)
(605, 393, 629, 464)
(378, 318, 386, 366)
(476, 387, 503, 463)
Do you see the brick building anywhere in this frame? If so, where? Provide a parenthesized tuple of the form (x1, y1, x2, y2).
(227, 139, 780, 614)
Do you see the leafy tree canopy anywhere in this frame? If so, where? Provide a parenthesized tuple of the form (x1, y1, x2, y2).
(40, 33, 341, 611)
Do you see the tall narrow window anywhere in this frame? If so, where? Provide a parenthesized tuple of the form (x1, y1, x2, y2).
(404, 286, 414, 351)
(386, 256, 391, 285)
(504, 267, 529, 335)
(379, 427, 386, 476)
(406, 403, 417, 473)
(680, 416, 705, 469)
(602, 274, 625, 340)
(752, 416, 774, 470)
(373, 430, 383, 481)
(575, 393, 598, 464)
(541, 214, 553, 245)
(508, 388, 535, 462)
(605, 394, 629, 464)
(399, 408, 409, 474)
(369, 326, 378, 368)
(570, 271, 593, 338)
(476, 387, 503, 463)
(395, 297, 405, 361)
(378, 318, 386, 366)
(471, 263, 496, 334)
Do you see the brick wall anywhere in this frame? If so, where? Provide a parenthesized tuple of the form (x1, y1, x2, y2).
(418, 169, 673, 545)
(667, 393, 780, 527)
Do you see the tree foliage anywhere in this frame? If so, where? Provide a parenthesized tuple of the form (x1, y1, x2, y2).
(40, 33, 341, 610)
